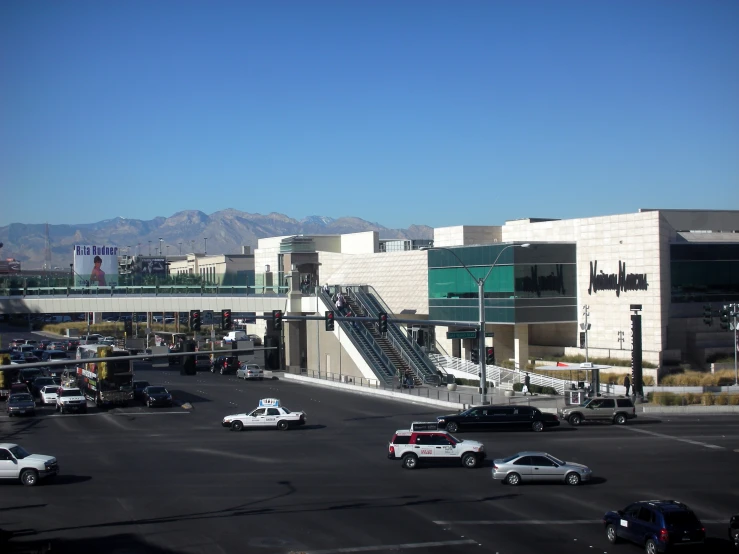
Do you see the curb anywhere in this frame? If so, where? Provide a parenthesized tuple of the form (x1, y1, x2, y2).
(642, 405, 739, 414)
(283, 373, 465, 410)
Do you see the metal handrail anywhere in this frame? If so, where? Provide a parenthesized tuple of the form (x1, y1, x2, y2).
(319, 292, 396, 384)
(353, 287, 443, 385)
(0, 284, 290, 297)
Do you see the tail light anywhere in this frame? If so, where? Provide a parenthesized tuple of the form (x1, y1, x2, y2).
(658, 528, 669, 542)
(389, 445, 395, 455)
(493, 464, 498, 470)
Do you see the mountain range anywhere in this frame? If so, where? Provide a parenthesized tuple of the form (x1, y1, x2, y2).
(0, 210, 433, 269)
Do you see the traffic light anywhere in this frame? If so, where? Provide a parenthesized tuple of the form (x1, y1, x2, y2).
(720, 306, 730, 331)
(273, 310, 283, 332)
(124, 320, 133, 336)
(470, 348, 479, 364)
(88, 312, 93, 324)
(190, 310, 201, 331)
(703, 305, 712, 326)
(486, 347, 495, 365)
(579, 332, 586, 349)
(325, 311, 335, 331)
(222, 309, 232, 331)
(378, 311, 388, 333)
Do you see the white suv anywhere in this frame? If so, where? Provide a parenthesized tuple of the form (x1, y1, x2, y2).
(56, 387, 88, 414)
(387, 422, 486, 470)
(0, 442, 59, 486)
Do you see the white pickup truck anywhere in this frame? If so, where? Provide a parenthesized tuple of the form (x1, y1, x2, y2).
(0, 443, 59, 486)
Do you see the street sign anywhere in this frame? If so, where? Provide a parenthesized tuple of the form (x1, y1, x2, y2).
(446, 330, 478, 340)
(202, 310, 214, 325)
(485, 332, 495, 338)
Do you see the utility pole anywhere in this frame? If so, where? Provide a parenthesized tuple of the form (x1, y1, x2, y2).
(581, 305, 591, 363)
(719, 303, 738, 386)
(617, 330, 625, 350)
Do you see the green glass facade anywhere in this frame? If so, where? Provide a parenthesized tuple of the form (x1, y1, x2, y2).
(671, 244, 739, 303)
(428, 243, 577, 324)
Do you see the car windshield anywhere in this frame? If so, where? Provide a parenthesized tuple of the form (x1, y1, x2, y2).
(147, 387, 167, 394)
(664, 511, 700, 526)
(135, 381, 150, 389)
(580, 399, 592, 407)
(42, 386, 58, 394)
(10, 394, 33, 403)
(61, 389, 82, 397)
(447, 433, 461, 443)
(547, 455, 565, 465)
(280, 407, 291, 414)
(9, 445, 30, 459)
(501, 454, 520, 463)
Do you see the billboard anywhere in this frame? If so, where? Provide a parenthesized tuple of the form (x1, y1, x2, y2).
(73, 245, 119, 286)
(140, 258, 167, 276)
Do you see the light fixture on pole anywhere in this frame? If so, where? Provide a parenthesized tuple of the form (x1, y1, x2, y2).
(204, 237, 208, 255)
(581, 305, 591, 362)
(422, 243, 530, 404)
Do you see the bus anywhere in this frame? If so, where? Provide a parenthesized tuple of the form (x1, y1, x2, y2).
(75, 344, 134, 407)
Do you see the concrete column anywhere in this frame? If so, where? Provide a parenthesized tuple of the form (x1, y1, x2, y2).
(514, 324, 530, 371)
(491, 325, 514, 365)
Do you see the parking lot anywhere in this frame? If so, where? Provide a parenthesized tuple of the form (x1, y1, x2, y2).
(2, 350, 739, 553)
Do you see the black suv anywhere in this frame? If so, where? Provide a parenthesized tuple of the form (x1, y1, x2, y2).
(603, 500, 705, 553)
(436, 405, 560, 433)
(211, 356, 239, 375)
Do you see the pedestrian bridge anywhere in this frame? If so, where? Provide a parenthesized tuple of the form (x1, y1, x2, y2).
(0, 285, 291, 316)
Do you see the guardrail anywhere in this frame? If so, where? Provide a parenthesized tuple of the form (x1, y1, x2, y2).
(0, 284, 289, 297)
(300, 369, 478, 405)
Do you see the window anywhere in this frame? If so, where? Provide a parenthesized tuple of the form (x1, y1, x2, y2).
(431, 435, 452, 446)
(617, 399, 633, 408)
(466, 409, 482, 417)
(529, 456, 556, 467)
(664, 511, 700, 526)
(250, 408, 266, 416)
(624, 504, 641, 518)
(0, 449, 11, 461)
(489, 408, 514, 417)
(266, 408, 280, 416)
(637, 507, 654, 523)
(392, 435, 411, 445)
(513, 456, 532, 466)
(414, 434, 433, 445)
(601, 399, 615, 408)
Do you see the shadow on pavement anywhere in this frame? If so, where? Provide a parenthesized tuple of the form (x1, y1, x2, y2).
(166, 390, 210, 404)
(1, 532, 182, 554)
(44, 475, 92, 486)
(628, 418, 662, 425)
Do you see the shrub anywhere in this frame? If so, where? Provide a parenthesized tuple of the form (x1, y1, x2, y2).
(701, 393, 715, 406)
(661, 369, 736, 387)
(731, 395, 739, 406)
(715, 393, 730, 406)
(511, 383, 559, 395)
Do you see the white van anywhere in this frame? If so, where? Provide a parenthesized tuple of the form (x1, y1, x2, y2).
(224, 330, 247, 342)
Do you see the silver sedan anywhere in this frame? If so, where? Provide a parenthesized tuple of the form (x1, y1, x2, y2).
(236, 364, 264, 380)
(492, 451, 592, 486)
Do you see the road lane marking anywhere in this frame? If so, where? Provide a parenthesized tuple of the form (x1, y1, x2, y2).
(434, 519, 603, 525)
(434, 518, 726, 525)
(291, 539, 478, 553)
(188, 447, 277, 463)
(624, 427, 725, 449)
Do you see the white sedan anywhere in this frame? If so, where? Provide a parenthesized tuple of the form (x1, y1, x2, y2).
(236, 364, 264, 380)
(39, 386, 60, 406)
(222, 398, 306, 431)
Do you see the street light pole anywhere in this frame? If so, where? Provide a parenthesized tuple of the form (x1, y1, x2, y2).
(159, 238, 163, 258)
(423, 243, 530, 404)
(204, 237, 208, 255)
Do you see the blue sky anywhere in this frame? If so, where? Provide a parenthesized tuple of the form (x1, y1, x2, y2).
(1, 1, 737, 229)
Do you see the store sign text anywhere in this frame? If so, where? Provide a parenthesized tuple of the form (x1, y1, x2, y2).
(588, 261, 648, 296)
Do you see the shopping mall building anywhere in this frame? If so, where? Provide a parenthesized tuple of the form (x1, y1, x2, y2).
(254, 209, 738, 372)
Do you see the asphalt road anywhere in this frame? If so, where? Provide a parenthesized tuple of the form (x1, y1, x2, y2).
(1, 330, 739, 554)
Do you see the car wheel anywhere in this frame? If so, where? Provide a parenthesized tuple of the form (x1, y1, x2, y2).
(20, 469, 39, 486)
(565, 472, 581, 486)
(231, 420, 244, 431)
(569, 414, 582, 426)
(532, 421, 544, 433)
(401, 454, 418, 470)
(645, 538, 658, 554)
(606, 524, 620, 544)
(277, 420, 289, 431)
(446, 422, 459, 433)
(462, 453, 478, 468)
(506, 472, 521, 486)
(614, 413, 627, 425)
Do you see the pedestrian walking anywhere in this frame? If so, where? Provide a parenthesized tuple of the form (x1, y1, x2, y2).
(623, 375, 631, 396)
(522, 372, 531, 396)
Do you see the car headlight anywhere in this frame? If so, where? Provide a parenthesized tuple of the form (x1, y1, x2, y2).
(438, 418, 445, 422)
(223, 418, 231, 423)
